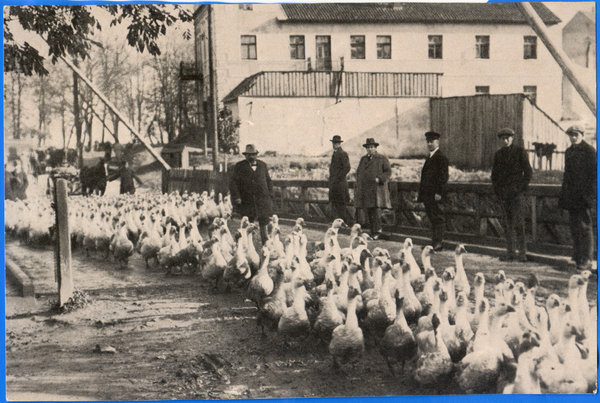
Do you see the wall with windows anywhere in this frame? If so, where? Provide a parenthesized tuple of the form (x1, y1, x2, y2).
(229, 96, 430, 157)
(197, 4, 563, 120)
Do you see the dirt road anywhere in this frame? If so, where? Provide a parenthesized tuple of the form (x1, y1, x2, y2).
(5, 222, 596, 400)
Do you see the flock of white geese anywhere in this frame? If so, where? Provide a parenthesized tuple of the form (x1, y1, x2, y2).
(4, 191, 598, 394)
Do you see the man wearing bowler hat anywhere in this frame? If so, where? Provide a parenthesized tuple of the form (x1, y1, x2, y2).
(558, 124, 597, 271)
(329, 135, 352, 224)
(230, 144, 273, 245)
(491, 128, 533, 262)
(418, 131, 449, 251)
(355, 138, 391, 240)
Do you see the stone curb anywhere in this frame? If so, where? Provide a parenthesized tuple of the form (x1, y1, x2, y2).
(5, 258, 35, 298)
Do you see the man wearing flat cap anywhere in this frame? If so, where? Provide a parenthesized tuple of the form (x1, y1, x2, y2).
(329, 135, 352, 225)
(491, 128, 533, 262)
(355, 138, 391, 240)
(418, 131, 449, 251)
(230, 144, 273, 244)
(558, 125, 597, 271)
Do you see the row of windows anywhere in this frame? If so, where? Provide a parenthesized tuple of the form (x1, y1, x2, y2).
(240, 34, 538, 61)
(476, 85, 537, 103)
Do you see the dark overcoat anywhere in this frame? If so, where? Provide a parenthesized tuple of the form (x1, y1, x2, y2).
(558, 140, 597, 210)
(329, 147, 350, 203)
(230, 159, 273, 220)
(417, 150, 449, 203)
(491, 144, 533, 200)
(108, 167, 141, 195)
(354, 152, 392, 209)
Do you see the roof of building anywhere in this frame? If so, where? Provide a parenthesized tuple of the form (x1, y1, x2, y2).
(279, 3, 561, 25)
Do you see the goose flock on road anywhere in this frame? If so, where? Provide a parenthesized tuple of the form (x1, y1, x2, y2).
(4, 191, 597, 394)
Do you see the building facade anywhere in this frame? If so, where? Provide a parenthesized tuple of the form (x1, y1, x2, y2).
(194, 3, 563, 156)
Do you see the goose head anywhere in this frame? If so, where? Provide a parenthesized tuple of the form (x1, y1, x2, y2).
(455, 244, 467, 256)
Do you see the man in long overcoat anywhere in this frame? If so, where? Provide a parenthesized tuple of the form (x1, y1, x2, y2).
(328, 135, 352, 225)
(491, 128, 533, 262)
(558, 125, 597, 271)
(354, 138, 391, 240)
(108, 160, 142, 195)
(230, 144, 273, 244)
(418, 131, 449, 251)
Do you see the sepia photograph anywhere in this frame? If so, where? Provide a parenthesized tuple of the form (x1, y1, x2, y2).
(4, 1, 598, 400)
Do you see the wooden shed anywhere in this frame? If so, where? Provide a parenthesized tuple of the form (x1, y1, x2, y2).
(160, 144, 204, 168)
(430, 93, 567, 170)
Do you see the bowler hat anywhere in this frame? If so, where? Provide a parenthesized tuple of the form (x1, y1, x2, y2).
(497, 128, 515, 138)
(566, 125, 585, 135)
(425, 131, 441, 141)
(330, 135, 343, 143)
(242, 144, 259, 155)
(363, 138, 379, 148)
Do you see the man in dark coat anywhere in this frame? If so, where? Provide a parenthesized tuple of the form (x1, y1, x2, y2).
(230, 144, 273, 245)
(558, 125, 597, 271)
(354, 138, 391, 240)
(418, 131, 449, 251)
(108, 160, 143, 195)
(491, 128, 533, 262)
(328, 135, 352, 225)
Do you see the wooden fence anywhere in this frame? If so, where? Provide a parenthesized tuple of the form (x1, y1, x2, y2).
(162, 171, 594, 256)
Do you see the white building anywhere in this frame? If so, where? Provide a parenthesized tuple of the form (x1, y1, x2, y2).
(194, 3, 563, 156)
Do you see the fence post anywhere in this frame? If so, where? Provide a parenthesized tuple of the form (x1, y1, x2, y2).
(301, 185, 310, 216)
(531, 195, 538, 244)
(55, 178, 74, 306)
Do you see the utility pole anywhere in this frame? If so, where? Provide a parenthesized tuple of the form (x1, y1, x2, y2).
(517, 2, 596, 117)
(208, 4, 219, 171)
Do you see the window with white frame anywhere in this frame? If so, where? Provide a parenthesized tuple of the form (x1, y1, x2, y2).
(351, 35, 366, 59)
(428, 35, 442, 59)
(524, 36, 537, 59)
(241, 35, 257, 60)
(377, 36, 391, 59)
(290, 36, 305, 60)
(475, 36, 489, 59)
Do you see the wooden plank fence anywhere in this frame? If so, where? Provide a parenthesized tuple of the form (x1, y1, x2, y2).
(162, 171, 595, 257)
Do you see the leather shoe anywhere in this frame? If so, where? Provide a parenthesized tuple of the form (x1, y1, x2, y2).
(517, 254, 528, 263)
(499, 254, 516, 262)
(432, 243, 443, 252)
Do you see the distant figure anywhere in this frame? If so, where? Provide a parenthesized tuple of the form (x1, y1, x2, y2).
(354, 138, 391, 240)
(558, 125, 597, 271)
(418, 131, 449, 251)
(230, 144, 274, 244)
(328, 135, 352, 225)
(491, 128, 533, 262)
(108, 160, 142, 195)
(5, 163, 16, 201)
(7, 160, 28, 200)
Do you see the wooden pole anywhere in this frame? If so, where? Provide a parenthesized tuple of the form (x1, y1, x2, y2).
(59, 55, 171, 170)
(517, 2, 596, 117)
(55, 178, 74, 306)
(207, 5, 219, 171)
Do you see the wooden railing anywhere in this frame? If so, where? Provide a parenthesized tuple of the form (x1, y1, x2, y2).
(272, 180, 596, 256)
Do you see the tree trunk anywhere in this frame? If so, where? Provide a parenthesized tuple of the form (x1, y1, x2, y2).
(73, 69, 83, 168)
(16, 71, 22, 140)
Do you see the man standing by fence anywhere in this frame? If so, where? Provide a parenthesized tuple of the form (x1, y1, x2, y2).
(328, 135, 352, 225)
(491, 128, 533, 262)
(230, 144, 273, 245)
(418, 131, 449, 251)
(354, 138, 391, 240)
(558, 125, 597, 271)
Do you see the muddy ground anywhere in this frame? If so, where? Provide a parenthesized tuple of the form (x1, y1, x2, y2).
(5, 221, 597, 401)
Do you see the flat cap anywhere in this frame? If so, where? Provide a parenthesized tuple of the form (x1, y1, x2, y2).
(566, 125, 585, 135)
(497, 128, 515, 138)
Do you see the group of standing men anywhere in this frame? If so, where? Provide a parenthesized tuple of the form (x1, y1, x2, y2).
(230, 126, 596, 269)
